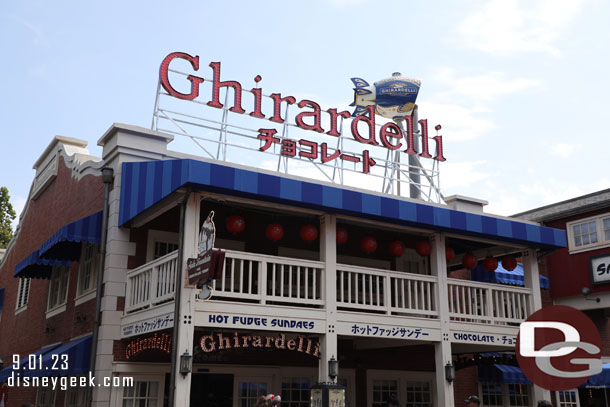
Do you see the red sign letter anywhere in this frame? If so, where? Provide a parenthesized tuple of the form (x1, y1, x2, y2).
(159, 52, 204, 100)
(379, 122, 403, 150)
(295, 100, 324, 133)
(207, 62, 246, 114)
(350, 106, 379, 146)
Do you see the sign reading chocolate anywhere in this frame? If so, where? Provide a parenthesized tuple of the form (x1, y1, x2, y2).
(199, 332, 320, 358)
(159, 52, 446, 177)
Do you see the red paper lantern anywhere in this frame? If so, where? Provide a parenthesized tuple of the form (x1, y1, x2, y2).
(462, 253, 477, 269)
(300, 225, 318, 242)
(336, 227, 348, 244)
(389, 241, 405, 257)
(483, 256, 498, 272)
(415, 240, 431, 256)
(445, 247, 455, 262)
(226, 215, 245, 234)
(360, 236, 378, 254)
(266, 223, 284, 241)
(501, 256, 518, 271)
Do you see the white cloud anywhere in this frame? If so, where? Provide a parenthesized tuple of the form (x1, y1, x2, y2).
(419, 101, 494, 141)
(440, 160, 490, 190)
(456, 0, 585, 56)
(419, 69, 540, 141)
(432, 68, 540, 103)
(550, 143, 581, 158)
(11, 15, 46, 45)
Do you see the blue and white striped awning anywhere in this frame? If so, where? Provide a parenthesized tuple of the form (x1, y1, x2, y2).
(39, 211, 103, 261)
(119, 159, 567, 250)
(22, 335, 91, 378)
(471, 263, 550, 289)
(14, 250, 72, 279)
(478, 364, 531, 384)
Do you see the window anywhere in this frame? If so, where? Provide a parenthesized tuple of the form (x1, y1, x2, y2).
(146, 230, 179, 262)
(556, 389, 580, 407)
(78, 243, 98, 296)
(481, 383, 503, 407)
(48, 266, 70, 311)
(238, 382, 268, 407)
(154, 241, 179, 259)
(372, 379, 398, 407)
(406, 381, 431, 407)
(572, 220, 597, 247)
(36, 387, 56, 407)
(65, 387, 88, 407)
(281, 377, 310, 407)
(508, 383, 529, 406)
(16, 278, 30, 310)
(122, 381, 159, 407)
(567, 213, 610, 252)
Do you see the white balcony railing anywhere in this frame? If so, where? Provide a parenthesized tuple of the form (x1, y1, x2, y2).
(447, 278, 532, 325)
(212, 250, 324, 306)
(125, 250, 178, 313)
(124, 249, 531, 328)
(336, 264, 439, 318)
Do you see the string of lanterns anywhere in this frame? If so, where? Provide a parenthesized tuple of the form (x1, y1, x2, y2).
(224, 215, 519, 270)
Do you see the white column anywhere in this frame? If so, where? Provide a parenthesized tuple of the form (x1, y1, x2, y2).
(172, 193, 199, 406)
(319, 214, 338, 383)
(522, 248, 551, 403)
(92, 158, 135, 407)
(430, 233, 455, 407)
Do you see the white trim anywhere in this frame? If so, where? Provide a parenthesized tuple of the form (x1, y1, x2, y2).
(555, 389, 581, 407)
(146, 229, 180, 262)
(14, 305, 27, 315)
(74, 290, 96, 306)
(110, 373, 165, 407)
(46, 266, 70, 312)
(366, 369, 436, 407)
(46, 304, 67, 319)
(567, 212, 610, 253)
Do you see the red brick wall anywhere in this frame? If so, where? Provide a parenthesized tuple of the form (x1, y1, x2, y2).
(453, 366, 478, 406)
(0, 154, 103, 403)
(544, 210, 610, 298)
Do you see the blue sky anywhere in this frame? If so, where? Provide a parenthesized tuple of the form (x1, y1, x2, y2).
(2, 0, 609, 223)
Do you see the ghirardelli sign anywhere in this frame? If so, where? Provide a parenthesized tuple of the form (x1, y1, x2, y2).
(159, 52, 446, 177)
(187, 211, 225, 287)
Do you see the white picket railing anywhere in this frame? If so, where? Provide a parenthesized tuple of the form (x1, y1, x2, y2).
(447, 278, 531, 325)
(124, 249, 531, 328)
(336, 264, 439, 318)
(125, 250, 179, 313)
(212, 250, 324, 306)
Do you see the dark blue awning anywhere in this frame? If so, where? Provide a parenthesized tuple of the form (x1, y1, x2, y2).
(14, 250, 72, 279)
(0, 343, 61, 382)
(0, 288, 4, 310)
(582, 363, 610, 388)
(119, 159, 567, 250)
(471, 263, 550, 289)
(478, 364, 531, 384)
(23, 335, 91, 377)
(39, 211, 103, 261)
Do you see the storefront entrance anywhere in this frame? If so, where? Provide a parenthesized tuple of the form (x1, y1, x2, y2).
(190, 374, 234, 407)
